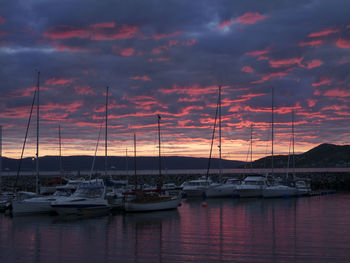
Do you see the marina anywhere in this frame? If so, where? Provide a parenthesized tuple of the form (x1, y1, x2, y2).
(0, 193, 349, 263)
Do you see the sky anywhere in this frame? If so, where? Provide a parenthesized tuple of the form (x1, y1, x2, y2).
(0, 0, 349, 161)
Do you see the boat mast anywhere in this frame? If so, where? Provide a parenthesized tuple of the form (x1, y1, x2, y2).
(133, 133, 137, 190)
(105, 86, 109, 178)
(271, 87, 274, 177)
(59, 124, 62, 174)
(219, 85, 222, 177)
(157, 114, 162, 193)
(206, 86, 220, 180)
(292, 110, 295, 180)
(0, 125, 2, 191)
(36, 71, 40, 194)
(250, 124, 253, 170)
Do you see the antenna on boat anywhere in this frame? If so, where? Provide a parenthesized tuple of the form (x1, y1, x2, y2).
(36, 70, 40, 194)
(105, 86, 109, 178)
(157, 114, 162, 193)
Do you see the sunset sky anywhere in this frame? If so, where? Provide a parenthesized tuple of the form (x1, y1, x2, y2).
(0, 0, 349, 161)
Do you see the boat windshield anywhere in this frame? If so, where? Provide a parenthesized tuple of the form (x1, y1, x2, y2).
(73, 187, 104, 198)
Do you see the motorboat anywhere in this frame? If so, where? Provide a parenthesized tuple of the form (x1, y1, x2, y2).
(182, 177, 217, 198)
(235, 175, 268, 197)
(295, 180, 311, 196)
(51, 179, 111, 216)
(11, 188, 73, 216)
(205, 177, 241, 198)
(262, 181, 298, 198)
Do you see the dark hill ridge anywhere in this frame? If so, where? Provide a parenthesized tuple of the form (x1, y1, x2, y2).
(1, 143, 349, 171)
(0, 155, 245, 171)
(252, 143, 350, 168)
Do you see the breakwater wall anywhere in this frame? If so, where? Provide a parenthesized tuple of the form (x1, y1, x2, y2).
(1, 169, 350, 191)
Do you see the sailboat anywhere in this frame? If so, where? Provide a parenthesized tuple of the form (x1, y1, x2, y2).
(51, 88, 111, 216)
(183, 86, 223, 198)
(124, 115, 181, 212)
(11, 72, 79, 216)
(204, 86, 241, 198)
(262, 89, 297, 198)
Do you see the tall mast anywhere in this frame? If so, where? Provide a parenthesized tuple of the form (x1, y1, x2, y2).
(58, 124, 62, 174)
(292, 110, 295, 180)
(219, 85, 222, 177)
(271, 87, 274, 177)
(157, 115, 162, 193)
(36, 71, 40, 194)
(105, 86, 109, 178)
(133, 133, 137, 189)
(250, 124, 253, 170)
(0, 125, 2, 191)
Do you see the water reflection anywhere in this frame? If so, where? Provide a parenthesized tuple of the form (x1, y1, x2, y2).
(1, 194, 350, 263)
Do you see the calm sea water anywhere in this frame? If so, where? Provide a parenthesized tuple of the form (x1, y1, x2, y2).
(1, 194, 350, 263)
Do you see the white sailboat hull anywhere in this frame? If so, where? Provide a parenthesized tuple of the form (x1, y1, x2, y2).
(124, 197, 180, 212)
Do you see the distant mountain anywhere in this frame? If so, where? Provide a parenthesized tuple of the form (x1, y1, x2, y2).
(0, 155, 245, 171)
(252, 143, 350, 168)
(2, 143, 349, 172)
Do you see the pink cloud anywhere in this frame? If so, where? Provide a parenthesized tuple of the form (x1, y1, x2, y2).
(321, 105, 348, 111)
(169, 40, 179, 47)
(245, 48, 270, 56)
(120, 47, 135, 56)
(269, 57, 304, 68)
(218, 12, 267, 29)
(89, 22, 115, 29)
(299, 39, 324, 47)
(0, 16, 5, 25)
(307, 99, 317, 107)
(304, 59, 323, 69)
(152, 45, 169, 55)
(74, 85, 96, 95)
(335, 38, 350, 48)
(323, 89, 350, 97)
(152, 31, 181, 40)
(217, 20, 235, 30)
(130, 75, 152, 81)
(44, 23, 138, 40)
(236, 12, 268, 24)
(251, 68, 294, 84)
(159, 84, 218, 96)
(148, 57, 170, 62)
(45, 78, 74, 86)
(241, 66, 254, 73)
(308, 28, 339, 38)
(312, 77, 331, 87)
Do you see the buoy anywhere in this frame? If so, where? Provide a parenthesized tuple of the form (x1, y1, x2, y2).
(202, 202, 207, 207)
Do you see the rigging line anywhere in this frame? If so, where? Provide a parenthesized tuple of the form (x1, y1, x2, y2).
(14, 89, 37, 189)
(206, 88, 220, 180)
(89, 122, 104, 181)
